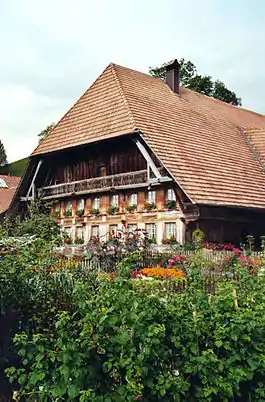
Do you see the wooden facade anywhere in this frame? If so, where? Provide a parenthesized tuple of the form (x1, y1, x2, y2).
(30, 136, 192, 244)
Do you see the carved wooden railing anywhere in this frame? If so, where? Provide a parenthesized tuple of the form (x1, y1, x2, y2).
(38, 170, 151, 199)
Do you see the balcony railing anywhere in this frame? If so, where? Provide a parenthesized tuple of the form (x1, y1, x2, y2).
(38, 170, 153, 199)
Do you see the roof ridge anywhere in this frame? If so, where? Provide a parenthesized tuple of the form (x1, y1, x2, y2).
(110, 64, 138, 131)
(240, 128, 265, 172)
(182, 86, 265, 119)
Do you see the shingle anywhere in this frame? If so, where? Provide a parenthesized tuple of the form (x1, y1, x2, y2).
(32, 63, 265, 209)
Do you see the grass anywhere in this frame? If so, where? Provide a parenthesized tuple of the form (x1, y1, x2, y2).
(0, 157, 29, 177)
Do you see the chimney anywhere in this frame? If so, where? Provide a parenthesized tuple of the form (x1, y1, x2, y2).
(165, 59, 180, 94)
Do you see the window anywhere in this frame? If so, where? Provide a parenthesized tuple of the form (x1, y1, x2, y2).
(76, 226, 84, 239)
(165, 222, 177, 239)
(145, 223, 156, 239)
(167, 188, 176, 201)
(64, 227, 72, 237)
(65, 200, 72, 211)
(130, 193, 138, 206)
(109, 224, 118, 236)
(0, 178, 8, 188)
(91, 225, 99, 238)
(147, 190, 156, 204)
(127, 224, 137, 232)
(111, 194, 119, 207)
(77, 199, 84, 210)
(93, 197, 100, 210)
(54, 202, 60, 212)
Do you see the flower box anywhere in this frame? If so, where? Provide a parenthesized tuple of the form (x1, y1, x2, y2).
(76, 209, 84, 217)
(90, 208, 100, 216)
(143, 202, 156, 212)
(164, 200, 177, 210)
(126, 204, 137, 213)
(75, 237, 84, 245)
(107, 206, 119, 215)
(162, 236, 178, 245)
(64, 210, 72, 217)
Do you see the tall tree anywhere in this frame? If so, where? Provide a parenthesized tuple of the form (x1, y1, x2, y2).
(38, 123, 56, 143)
(0, 139, 8, 166)
(149, 58, 242, 106)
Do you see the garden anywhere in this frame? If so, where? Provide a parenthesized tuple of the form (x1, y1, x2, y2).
(1, 206, 265, 401)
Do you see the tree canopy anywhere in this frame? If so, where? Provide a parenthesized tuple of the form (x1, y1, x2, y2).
(149, 58, 242, 106)
(0, 139, 8, 166)
(38, 123, 56, 143)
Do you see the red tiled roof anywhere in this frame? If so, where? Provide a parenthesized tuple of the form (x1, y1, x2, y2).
(0, 175, 21, 213)
(32, 63, 265, 209)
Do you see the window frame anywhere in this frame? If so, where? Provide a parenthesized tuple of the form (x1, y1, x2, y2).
(91, 225, 99, 238)
(147, 190, 156, 204)
(130, 193, 138, 206)
(145, 223, 156, 240)
(166, 188, 176, 201)
(165, 222, 177, 239)
(93, 197, 100, 210)
(111, 194, 119, 207)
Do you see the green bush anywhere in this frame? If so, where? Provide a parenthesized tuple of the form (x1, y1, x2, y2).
(5, 258, 265, 401)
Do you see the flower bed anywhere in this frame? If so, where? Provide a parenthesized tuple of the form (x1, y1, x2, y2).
(132, 267, 185, 279)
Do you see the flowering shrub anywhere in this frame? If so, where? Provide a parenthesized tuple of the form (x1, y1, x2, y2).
(168, 254, 190, 271)
(203, 241, 242, 255)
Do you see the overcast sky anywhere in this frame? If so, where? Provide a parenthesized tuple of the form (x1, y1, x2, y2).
(1, 0, 265, 162)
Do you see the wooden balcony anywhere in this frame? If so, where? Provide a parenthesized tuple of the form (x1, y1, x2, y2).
(38, 169, 165, 200)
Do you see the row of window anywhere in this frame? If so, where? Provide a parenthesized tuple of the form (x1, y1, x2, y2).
(66, 222, 177, 240)
(56, 188, 177, 212)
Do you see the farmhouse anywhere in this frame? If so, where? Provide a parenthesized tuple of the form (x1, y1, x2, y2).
(14, 60, 265, 245)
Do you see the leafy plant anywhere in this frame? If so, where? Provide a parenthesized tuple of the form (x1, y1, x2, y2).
(162, 236, 178, 245)
(90, 208, 100, 216)
(75, 237, 84, 245)
(64, 210, 72, 217)
(76, 209, 84, 217)
(107, 206, 119, 215)
(126, 204, 137, 213)
(143, 202, 156, 212)
(52, 211, 60, 218)
(164, 199, 177, 210)
(192, 228, 205, 245)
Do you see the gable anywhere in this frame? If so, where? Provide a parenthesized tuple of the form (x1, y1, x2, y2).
(32, 64, 137, 156)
